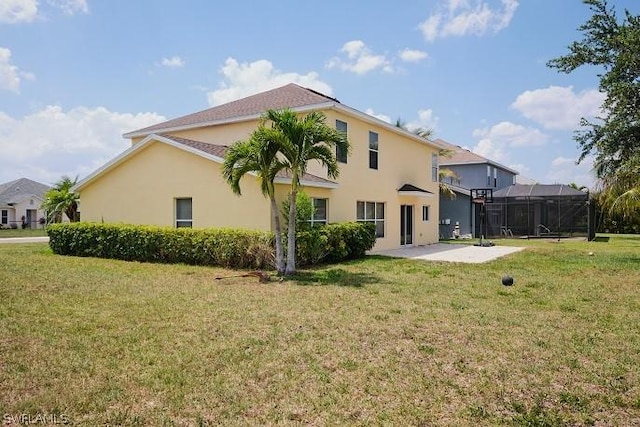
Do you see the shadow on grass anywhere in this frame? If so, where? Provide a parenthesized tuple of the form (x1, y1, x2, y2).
(290, 267, 383, 288)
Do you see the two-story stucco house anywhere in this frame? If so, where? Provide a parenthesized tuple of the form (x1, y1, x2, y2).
(74, 84, 444, 251)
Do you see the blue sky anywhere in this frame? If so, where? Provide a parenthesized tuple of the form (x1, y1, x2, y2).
(1, 0, 637, 188)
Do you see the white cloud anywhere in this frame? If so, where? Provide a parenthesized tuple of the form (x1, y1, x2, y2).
(207, 57, 333, 106)
(419, 0, 518, 42)
(511, 85, 605, 130)
(0, 106, 165, 184)
(406, 109, 439, 133)
(0, 0, 38, 23)
(0, 0, 87, 23)
(546, 155, 596, 188)
(161, 56, 185, 68)
(472, 121, 547, 161)
(47, 0, 88, 15)
(0, 47, 33, 92)
(399, 48, 429, 63)
(364, 108, 392, 124)
(326, 40, 393, 75)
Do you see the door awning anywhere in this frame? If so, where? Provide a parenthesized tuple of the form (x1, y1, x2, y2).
(397, 184, 435, 198)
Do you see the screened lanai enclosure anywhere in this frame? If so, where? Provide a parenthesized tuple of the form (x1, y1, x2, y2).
(473, 184, 594, 240)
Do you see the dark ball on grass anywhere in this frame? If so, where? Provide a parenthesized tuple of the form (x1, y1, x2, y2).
(501, 275, 514, 286)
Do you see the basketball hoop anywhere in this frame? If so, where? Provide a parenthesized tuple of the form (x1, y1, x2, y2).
(472, 197, 486, 205)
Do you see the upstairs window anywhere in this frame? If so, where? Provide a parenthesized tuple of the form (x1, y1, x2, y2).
(175, 198, 192, 228)
(335, 120, 348, 163)
(432, 153, 438, 182)
(369, 131, 379, 170)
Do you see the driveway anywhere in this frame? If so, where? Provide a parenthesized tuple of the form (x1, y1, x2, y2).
(0, 236, 50, 244)
(370, 243, 525, 263)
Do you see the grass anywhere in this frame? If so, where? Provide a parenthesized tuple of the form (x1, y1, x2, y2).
(1, 235, 639, 425)
(0, 228, 48, 238)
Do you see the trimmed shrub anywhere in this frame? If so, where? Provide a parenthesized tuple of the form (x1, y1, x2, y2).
(47, 223, 275, 269)
(296, 222, 377, 266)
(47, 221, 375, 270)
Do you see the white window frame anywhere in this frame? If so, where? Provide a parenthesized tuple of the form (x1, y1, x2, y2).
(369, 131, 379, 170)
(335, 120, 348, 164)
(310, 198, 328, 226)
(357, 201, 385, 238)
(432, 153, 438, 182)
(1, 209, 7, 225)
(175, 197, 193, 228)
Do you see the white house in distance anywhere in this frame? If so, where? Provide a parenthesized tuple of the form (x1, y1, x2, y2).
(0, 178, 50, 229)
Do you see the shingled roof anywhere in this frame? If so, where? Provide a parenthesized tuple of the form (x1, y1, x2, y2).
(0, 178, 50, 206)
(436, 138, 519, 175)
(493, 184, 589, 198)
(125, 84, 340, 138)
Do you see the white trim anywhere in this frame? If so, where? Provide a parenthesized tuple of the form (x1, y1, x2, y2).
(398, 191, 434, 198)
(273, 176, 338, 189)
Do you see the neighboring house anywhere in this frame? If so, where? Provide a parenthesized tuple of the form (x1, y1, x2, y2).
(435, 139, 518, 238)
(74, 84, 444, 251)
(0, 178, 50, 229)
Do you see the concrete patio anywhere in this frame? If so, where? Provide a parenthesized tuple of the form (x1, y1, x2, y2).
(369, 243, 525, 263)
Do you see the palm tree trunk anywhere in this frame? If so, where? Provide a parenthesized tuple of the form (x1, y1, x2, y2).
(285, 189, 297, 275)
(270, 196, 285, 274)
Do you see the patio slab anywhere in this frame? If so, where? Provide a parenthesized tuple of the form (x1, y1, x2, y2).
(369, 243, 525, 263)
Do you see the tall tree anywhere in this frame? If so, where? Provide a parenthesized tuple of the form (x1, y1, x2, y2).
(264, 109, 349, 275)
(547, 0, 640, 215)
(42, 175, 80, 223)
(222, 127, 288, 274)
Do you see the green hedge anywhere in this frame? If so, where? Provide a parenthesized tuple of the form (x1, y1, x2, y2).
(296, 222, 377, 266)
(47, 221, 376, 269)
(47, 223, 275, 269)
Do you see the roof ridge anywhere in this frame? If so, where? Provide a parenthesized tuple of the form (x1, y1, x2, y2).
(125, 84, 338, 138)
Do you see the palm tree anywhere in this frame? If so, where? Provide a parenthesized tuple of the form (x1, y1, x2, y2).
(222, 127, 287, 274)
(595, 155, 640, 219)
(568, 182, 589, 192)
(42, 175, 80, 223)
(264, 109, 349, 275)
(395, 117, 433, 140)
(438, 168, 459, 199)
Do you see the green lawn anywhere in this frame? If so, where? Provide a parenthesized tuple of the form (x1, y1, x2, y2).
(0, 228, 48, 238)
(1, 235, 639, 425)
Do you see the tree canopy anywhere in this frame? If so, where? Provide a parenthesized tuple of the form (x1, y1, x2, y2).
(548, 0, 640, 217)
(222, 108, 349, 275)
(42, 176, 80, 223)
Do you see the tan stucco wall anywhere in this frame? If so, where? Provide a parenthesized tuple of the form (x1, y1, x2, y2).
(131, 120, 260, 147)
(293, 109, 440, 250)
(79, 141, 272, 230)
(88, 107, 440, 251)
